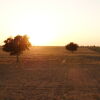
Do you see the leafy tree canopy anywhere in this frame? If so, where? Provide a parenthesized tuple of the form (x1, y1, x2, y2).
(3, 35, 31, 62)
(65, 42, 79, 53)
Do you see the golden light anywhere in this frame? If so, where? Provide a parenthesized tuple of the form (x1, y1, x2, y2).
(13, 33, 56, 46)
(25, 32, 55, 46)
(11, 13, 57, 46)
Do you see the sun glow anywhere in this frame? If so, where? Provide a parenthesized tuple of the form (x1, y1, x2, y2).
(10, 14, 57, 46)
(13, 32, 56, 46)
(29, 33, 55, 46)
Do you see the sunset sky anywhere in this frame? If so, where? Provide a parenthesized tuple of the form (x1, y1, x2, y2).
(0, 0, 100, 46)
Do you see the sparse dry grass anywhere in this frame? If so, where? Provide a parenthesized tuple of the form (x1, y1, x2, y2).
(0, 47, 100, 100)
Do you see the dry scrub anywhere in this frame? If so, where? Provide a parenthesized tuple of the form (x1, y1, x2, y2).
(0, 47, 100, 100)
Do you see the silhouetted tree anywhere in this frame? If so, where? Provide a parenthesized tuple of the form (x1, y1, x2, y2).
(65, 42, 79, 53)
(3, 35, 31, 63)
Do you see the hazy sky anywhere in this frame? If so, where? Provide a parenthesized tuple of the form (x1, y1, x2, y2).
(0, 0, 100, 46)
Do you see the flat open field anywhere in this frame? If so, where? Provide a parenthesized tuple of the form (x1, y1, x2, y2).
(0, 46, 100, 100)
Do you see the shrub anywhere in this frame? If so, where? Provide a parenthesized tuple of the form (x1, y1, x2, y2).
(65, 42, 79, 53)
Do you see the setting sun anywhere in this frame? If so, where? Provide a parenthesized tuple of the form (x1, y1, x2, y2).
(29, 33, 56, 46)
(9, 13, 57, 46)
(12, 32, 56, 46)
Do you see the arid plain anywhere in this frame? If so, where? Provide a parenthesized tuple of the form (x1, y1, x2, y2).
(0, 46, 100, 100)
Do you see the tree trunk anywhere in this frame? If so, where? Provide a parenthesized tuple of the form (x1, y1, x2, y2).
(71, 51, 74, 53)
(16, 54, 19, 63)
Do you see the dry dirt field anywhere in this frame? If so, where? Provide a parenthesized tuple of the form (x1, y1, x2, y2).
(0, 46, 100, 100)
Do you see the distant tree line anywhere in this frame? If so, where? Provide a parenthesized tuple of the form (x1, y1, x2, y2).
(88, 46, 100, 53)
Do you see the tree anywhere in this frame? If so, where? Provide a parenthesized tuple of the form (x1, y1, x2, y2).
(3, 35, 31, 63)
(65, 42, 79, 53)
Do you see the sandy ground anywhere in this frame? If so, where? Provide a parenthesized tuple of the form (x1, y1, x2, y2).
(0, 47, 100, 100)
